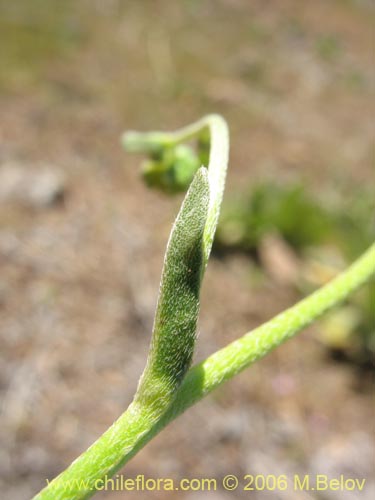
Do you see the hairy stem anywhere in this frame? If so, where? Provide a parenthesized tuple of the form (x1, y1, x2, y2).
(33, 115, 229, 500)
(33, 114, 375, 499)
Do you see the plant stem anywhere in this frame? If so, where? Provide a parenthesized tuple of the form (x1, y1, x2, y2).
(33, 243, 375, 499)
(33, 113, 375, 499)
(160, 241, 375, 423)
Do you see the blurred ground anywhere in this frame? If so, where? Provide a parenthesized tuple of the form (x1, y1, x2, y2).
(0, 1, 374, 499)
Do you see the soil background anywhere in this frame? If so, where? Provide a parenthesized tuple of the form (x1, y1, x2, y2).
(0, 1, 374, 499)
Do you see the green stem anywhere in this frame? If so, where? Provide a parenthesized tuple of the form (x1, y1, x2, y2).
(162, 241, 375, 422)
(33, 235, 375, 500)
(33, 114, 375, 500)
(34, 114, 229, 500)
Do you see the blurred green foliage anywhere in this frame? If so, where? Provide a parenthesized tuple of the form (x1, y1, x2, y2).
(0, 0, 87, 90)
(315, 34, 342, 62)
(216, 180, 375, 366)
(216, 180, 375, 259)
(216, 182, 332, 253)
